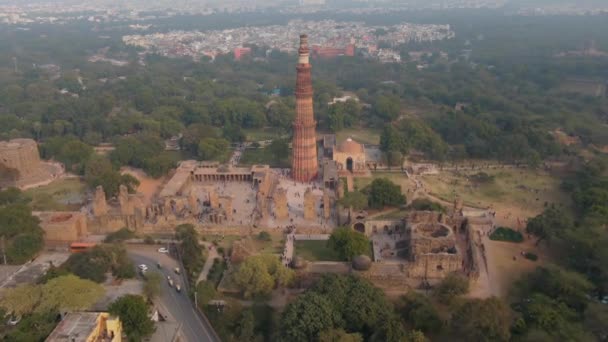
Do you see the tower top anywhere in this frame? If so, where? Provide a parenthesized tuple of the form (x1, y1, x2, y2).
(298, 34, 310, 64)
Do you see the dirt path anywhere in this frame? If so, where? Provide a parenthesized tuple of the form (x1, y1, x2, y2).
(120, 167, 165, 206)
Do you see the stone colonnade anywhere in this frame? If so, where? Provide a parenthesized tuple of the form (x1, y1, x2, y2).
(192, 173, 253, 182)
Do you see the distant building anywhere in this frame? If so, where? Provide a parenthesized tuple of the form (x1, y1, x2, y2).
(311, 44, 355, 59)
(234, 47, 252, 60)
(46, 312, 122, 342)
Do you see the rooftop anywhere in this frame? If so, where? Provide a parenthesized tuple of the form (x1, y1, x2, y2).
(45, 312, 117, 342)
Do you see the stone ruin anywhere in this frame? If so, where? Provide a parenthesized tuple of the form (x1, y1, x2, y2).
(303, 188, 316, 221)
(0, 138, 60, 189)
(273, 187, 289, 221)
(408, 221, 462, 279)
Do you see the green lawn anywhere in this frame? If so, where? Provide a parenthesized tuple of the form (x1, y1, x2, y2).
(239, 147, 289, 168)
(421, 168, 571, 214)
(243, 128, 285, 141)
(336, 128, 381, 145)
(294, 240, 341, 261)
(25, 178, 86, 211)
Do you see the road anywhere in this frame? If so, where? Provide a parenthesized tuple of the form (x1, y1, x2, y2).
(128, 246, 220, 342)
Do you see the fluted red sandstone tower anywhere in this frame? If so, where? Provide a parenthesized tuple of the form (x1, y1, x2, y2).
(292, 34, 318, 182)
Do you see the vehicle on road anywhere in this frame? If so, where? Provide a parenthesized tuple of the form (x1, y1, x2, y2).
(176, 284, 181, 292)
(167, 276, 174, 287)
(174, 267, 181, 275)
(6, 315, 21, 326)
(138, 264, 148, 271)
(157, 262, 161, 269)
(158, 247, 169, 253)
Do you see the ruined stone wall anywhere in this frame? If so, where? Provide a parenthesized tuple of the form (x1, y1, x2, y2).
(0, 139, 41, 178)
(303, 188, 316, 221)
(37, 211, 88, 245)
(274, 188, 289, 220)
(409, 253, 462, 279)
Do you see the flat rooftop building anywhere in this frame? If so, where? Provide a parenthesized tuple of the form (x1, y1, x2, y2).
(45, 312, 122, 342)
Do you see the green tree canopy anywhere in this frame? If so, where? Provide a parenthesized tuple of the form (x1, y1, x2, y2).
(433, 272, 470, 304)
(327, 227, 370, 261)
(233, 254, 294, 298)
(451, 297, 511, 342)
(366, 178, 406, 209)
(109, 295, 155, 341)
(0, 275, 104, 316)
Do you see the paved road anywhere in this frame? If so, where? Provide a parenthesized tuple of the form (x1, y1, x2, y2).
(128, 246, 219, 342)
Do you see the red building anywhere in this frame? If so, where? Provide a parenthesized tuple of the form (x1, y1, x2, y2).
(234, 47, 252, 60)
(311, 44, 355, 58)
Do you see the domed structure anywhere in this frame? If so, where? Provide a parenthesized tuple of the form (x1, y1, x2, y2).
(352, 255, 372, 271)
(338, 138, 364, 154)
(290, 256, 308, 269)
(333, 138, 366, 173)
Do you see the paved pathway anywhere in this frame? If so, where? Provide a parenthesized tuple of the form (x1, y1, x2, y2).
(197, 243, 220, 284)
(282, 233, 295, 266)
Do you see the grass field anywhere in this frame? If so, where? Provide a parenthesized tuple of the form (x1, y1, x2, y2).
(421, 168, 571, 217)
(335, 128, 381, 146)
(244, 128, 285, 141)
(354, 172, 413, 193)
(294, 240, 341, 261)
(25, 178, 86, 211)
(239, 147, 290, 168)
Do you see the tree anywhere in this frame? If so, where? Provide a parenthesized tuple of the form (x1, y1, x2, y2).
(338, 191, 368, 210)
(195, 281, 217, 309)
(373, 95, 401, 121)
(175, 224, 206, 283)
(0, 275, 104, 315)
(400, 292, 442, 333)
(327, 228, 370, 261)
(63, 245, 135, 283)
(370, 313, 407, 342)
(526, 205, 573, 245)
(319, 329, 363, 342)
(109, 295, 155, 341)
(84, 156, 139, 198)
(451, 298, 511, 342)
(433, 272, 470, 304)
(367, 178, 406, 209)
(143, 271, 162, 301)
(198, 137, 230, 160)
(236, 309, 256, 341)
(233, 254, 294, 298)
(0, 203, 44, 264)
(268, 139, 289, 163)
(280, 292, 339, 342)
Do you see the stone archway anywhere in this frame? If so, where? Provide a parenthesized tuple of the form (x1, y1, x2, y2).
(353, 222, 365, 234)
(346, 157, 353, 172)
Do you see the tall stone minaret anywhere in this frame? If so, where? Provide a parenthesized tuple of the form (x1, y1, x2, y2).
(291, 34, 318, 182)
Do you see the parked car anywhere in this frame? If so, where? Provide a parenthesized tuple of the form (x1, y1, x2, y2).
(158, 247, 169, 254)
(174, 267, 180, 275)
(168, 277, 174, 287)
(138, 264, 148, 271)
(175, 284, 181, 292)
(6, 315, 21, 326)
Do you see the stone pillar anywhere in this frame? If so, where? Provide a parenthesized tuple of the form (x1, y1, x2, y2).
(118, 185, 133, 215)
(304, 187, 316, 221)
(291, 34, 318, 182)
(189, 191, 199, 216)
(274, 187, 289, 220)
(92, 185, 108, 217)
(323, 190, 331, 220)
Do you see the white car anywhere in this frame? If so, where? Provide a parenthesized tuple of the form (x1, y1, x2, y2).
(138, 264, 148, 271)
(158, 247, 169, 254)
(7, 315, 21, 326)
